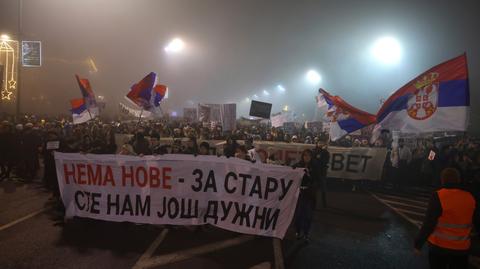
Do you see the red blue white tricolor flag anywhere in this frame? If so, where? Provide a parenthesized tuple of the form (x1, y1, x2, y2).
(317, 88, 376, 141)
(75, 74, 98, 112)
(375, 54, 469, 133)
(70, 98, 94, 124)
(126, 72, 167, 112)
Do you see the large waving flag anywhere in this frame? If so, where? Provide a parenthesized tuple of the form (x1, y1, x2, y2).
(153, 84, 167, 107)
(70, 98, 94, 124)
(75, 74, 97, 110)
(317, 88, 376, 141)
(126, 72, 167, 111)
(376, 54, 469, 133)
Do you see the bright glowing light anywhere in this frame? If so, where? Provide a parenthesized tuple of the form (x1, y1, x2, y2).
(306, 70, 321, 84)
(263, 90, 270, 96)
(164, 38, 185, 53)
(283, 105, 289, 111)
(371, 36, 402, 65)
(253, 94, 259, 99)
(277, 85, 286, 92)
(0, 36, 18, 100)
(87, 57, 98, 73)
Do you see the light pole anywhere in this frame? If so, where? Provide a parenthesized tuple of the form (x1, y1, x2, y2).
(16, 0, 23, 117)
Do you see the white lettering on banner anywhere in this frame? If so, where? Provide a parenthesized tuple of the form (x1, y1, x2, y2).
(54, 153, 303, 239)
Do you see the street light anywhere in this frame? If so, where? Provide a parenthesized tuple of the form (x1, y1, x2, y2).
(164, 38, 185, 53)
(277, 84, 286, 92)
(306, 70, 321, 84)
(371, 36, 401, 65)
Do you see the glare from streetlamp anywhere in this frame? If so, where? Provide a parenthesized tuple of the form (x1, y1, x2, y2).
(164, 38, 185, 53)
(306, 70, 321, 84)
(277, 84, 286, 92)
(371, 36, 402, 65)
(0, 34, 10, 41)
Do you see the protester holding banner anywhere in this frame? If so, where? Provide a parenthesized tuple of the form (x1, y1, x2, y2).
(234, 145, 252, 161)
(313, 142, 330, 208)
(183, 137, 198, 155)
(42, 130, 63, 201)
(223, 136, 239, 158)
(198, 142, 210, 155)
(0, 121, 14, 181)
(132, 131, 151, 156)
(293, 149, 319, 242)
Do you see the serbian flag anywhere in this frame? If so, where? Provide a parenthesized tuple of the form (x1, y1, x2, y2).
(375, 54, 469, 133)
(70, 98, 94, 124)
(126, 72, 166, 111)
(153, 84, 167, 107)
(317, 88, 376, 141)
(75, 74, 99, 114)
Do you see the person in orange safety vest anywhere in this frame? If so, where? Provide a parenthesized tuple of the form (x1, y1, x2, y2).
(415, 168, 479, 269)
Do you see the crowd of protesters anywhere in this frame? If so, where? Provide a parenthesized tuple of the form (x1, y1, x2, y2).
(1, 114, 479, 183)
(1, 113, 480, 240)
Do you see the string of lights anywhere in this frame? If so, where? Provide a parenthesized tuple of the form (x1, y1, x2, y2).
(0, 35, 18, 101)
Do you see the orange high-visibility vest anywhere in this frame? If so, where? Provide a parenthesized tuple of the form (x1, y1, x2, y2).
(428, 188, 476, 250)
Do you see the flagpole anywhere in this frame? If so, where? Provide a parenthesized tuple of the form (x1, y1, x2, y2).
(86, 107, 93, 121)
(137, 108, 144, 126)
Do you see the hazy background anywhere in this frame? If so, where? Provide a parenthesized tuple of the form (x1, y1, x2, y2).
(0, 0, 478, 133)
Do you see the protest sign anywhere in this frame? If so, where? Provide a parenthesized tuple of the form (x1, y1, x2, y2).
(55, 153, 303, 238)
(220, 103, 236, 131)
(183, 108, 197, 122)
(249, 100, 272, 119)
(271, 113, 291, 128)
(46, 141, 60, 150)
(306, 121, 323, 132)
(206, 104, 222, 122)
(198, 104, 211, 122)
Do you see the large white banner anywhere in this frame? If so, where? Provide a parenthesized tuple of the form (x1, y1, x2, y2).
(326, 146, 387, 180)
(233, 142, 387, 181)
(54, 153, 303, 238)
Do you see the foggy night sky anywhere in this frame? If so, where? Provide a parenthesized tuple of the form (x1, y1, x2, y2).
(0, 0, 479, 133)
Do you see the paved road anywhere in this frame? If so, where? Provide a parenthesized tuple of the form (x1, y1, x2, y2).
(370, 184, 480, 268)
(370, 185, 434, 228)
(0, 178, 433, 269)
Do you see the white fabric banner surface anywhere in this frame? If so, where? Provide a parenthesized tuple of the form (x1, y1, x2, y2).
(238, 142, 387, 181)
(54, 153, 303, 239)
